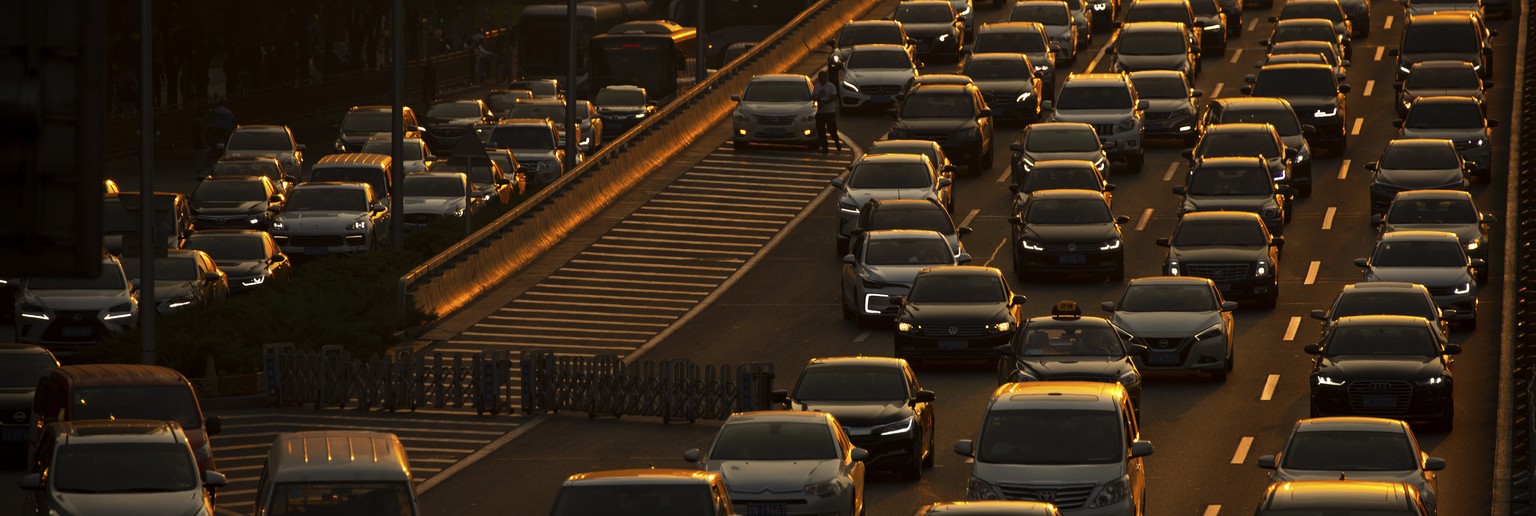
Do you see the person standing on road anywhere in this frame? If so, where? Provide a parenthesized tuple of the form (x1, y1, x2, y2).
(813, 71, 842, 153)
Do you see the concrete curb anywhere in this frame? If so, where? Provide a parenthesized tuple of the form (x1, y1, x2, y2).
(1494, 2, 1527, 512)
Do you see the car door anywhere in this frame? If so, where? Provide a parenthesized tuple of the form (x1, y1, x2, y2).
(843, 233, 868, 307)
(1122, 397, 1147, 507)
(832, 421, 865, 503)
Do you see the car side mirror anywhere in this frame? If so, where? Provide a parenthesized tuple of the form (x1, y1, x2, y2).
(1240, 86, 1254, 95)
(890, 296, 905, 306)
(850, 447, 871, 462)
(1483, 213, 1499, 224)
(1257, 455, 1278, 468)
(19, 473, 41, 491)
(370, 202, 387, 213)
(1156, 237, 1171, 247)
(1364, 161, 1379, 171)
(1008, 184, 1021, 194)
(1259, 38, 1270, 46)
(954, 439, 975, 457)
(1337, 84, 1351, 94)
(825, 38, 836, 47)
(1301, 124, 1318, 135)
(979, 109, 992, 118)
(1267, 16, 1278, 21)
(1244, 74, 1257, 84)
(496, 177, 512, 185)
(1127, 343, 1150, 356)
(296, 144, 308, 151)
(912, 390, 937, 404)
(957, 253, 973, 264)
(943, 164, 958, 174)
(1041, 100, 1054, 112)
(842, 254, 857, 265)
(1278, 185, 1296, 196)
(1423, 457, 1447, 471)
(1444, 344, 1463, 355)
(770, 389, 790, 404)
(1304, 344, 1322, 355)
(683, 448, 703, 463)
(1130, 440, 1155, 458)
(1137, 100, 1150, 111)
(1011, 294, 1027, 306)
(1285, 148, 1298, 160)
(994, 343, 1016, 357)
(1009, 142, 1024, 152)
(939, 177, 953, 187)
(1370, 213, 1384, 225)
(1192, 89, 1204, 98)
(215, 143, 227, 151)
(1172, 185, 1187, 195)
(1101, 140, 1117, 150)
(203, 272, 222, 282)
(1354, 257, 1369, 268)
(1115, 215, 1131, 224)
(1441, 308, 1458, 319)
(269, 194, 283, 203)
(730, 94, 741, 102)
(1310, 309, 1328, 321)
(1009, 214, 1024, 226)
(1221, 301, 1238, 311)
(959, 226, 973, 235)
(203, 470, 228, 489)
(1180, 149, 1194, 160)
(282, 175, 298, 183)
(1101, 301, 1116, 312)
(830, 177, 845, 188)
(205, 416, 222, 435)
(1104, 183, 1116, 192)
(1471, 258, 1487, 268)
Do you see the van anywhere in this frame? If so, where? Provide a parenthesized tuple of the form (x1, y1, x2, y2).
(255, 431, 420, 516)
(954, 381, 1152, 513)
(30, 364, 221, 472)
(309, 153, 395, 205)
(550, 469, 734, 516)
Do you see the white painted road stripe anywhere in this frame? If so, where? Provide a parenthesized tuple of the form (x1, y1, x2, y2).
(622, 213, 781, 226)
(453, 335, 647, 346)
(1351, 118, 1364, 135)
(1211, 82, 1224, 99)
(497, 307, 677, 319)
(1364, 79, 1376, 96)
(537, 283, 711, 295)
(1229, 48, 1243, 64)
(602, 235, 766, 248)
(1322, 206, 1337, 230)
(1304, 261, 1321, 285)
(1375, 46, 1385, 61)
(688, 171, 830, 184)
(1283, 316, 1302, 341)
(589, 243, 756, 256)
(1261, 374, 1281, 401)
(960, 208, 981, 228)
(511, 298, 690, 311)
(1384, 15, 1394, 29)
(1205, 505, 1222, 516)
(1086, 33, 1118, 73)
(519, 291, 700, 303)
(1338, 159, 1351, 180)
(469, 324, 658, 335)
(996, 165, 1013, 183)
(1231, 437, 1254, 464)
(854, 330, 872, 343)
(615, 220, 779, 232)
(654, 191, 804, 204)
(1136, 208, 1153, 231)
(1163, 161, 1179, 181)
(1248, 18, 1258, 31)
(675, 177, 825, 190)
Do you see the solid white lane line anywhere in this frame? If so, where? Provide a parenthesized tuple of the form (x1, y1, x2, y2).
(1204, 505, 1223, 516)
(1229, 48, 1244, 64)
(1211, 82, 1224, 99)
(1261, 374, 1281, 401)
(675, 177, 825, 190)
(538, 283, 710, 296)
(1136, 208, 1154, 231)
(688, 171, 830, 184)
(854, 330, 872, 343)
(1322, 206, 1337, 230)
(454, 335, 647, 347)
(1086, 33, 1118, 73)
(1351, 118, 1364, 135)
(1283, 316, 1302, 341)
(1231, 437, 1255, 464)
(996, 165, 1013, 183)
(1337, 159, 1351, 180)
(1384, 15, 1394, 29)
(521, 291, 701, 303)
(654, 191, 803, 204)
(1304, 261, 1321, 285)
(624, 213, 780, 226)
(1364, 79, 1376, 96)
(668, 184, 820, 196)
(1163, 161, 1179, 181)
(961, 208, 981, 228)
(1375, 46, 1385, 61)
(637, 206, 793, 219)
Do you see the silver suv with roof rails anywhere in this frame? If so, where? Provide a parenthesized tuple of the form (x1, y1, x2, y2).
(971, 22, 1060, 98)
(480, 118, 570, 185)
(1045, 73, 1147, 173)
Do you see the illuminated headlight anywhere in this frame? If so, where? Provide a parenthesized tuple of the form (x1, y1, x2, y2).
(1116, 118, 1137, 132)
(450, 208, 466, 217)
(990, 321, 1013, 332)
(1093, 3, 1107, 9)
(1118, 370, 1140, 386)
(1015, 91, 1033, 103)
(968, 477, 1001, 500)
(1205, 24, 1223, 30)
(1466, 240, 1481, 251)
(898, 322, 919, 333)
(842, 80, 861, 93)
(1293, 152, 1307, 163)
(1453, 283, 1472, 295)
(803, 479, 841, 498)
(241, 275, 267, 287)
(1314, 375, 1345, 386)
(1100, 239, 1122, 251)
(1473, 64, 1481, 71)
(1087, 476, 1131, 508)
(580, 137, 590, 146)
(1194, 323, 1224, 341)
(831, 54, 842, 63)
(938, 33, 950, 42)
(1255, 260, 1271, 277)
(271, 217, 287, 230)
(104, 302, 135, 320)
(1020, 239, 1045, 251)
(19, 303, 49, 321)
(349, 220, 367, 230)
(166, 297, 195, 309)
(1034, 64, 1051, 72)
(875, 417, 916, 435)
(1473, 139, 1486, 147)
(1094, 158, 1108, 171)
(1313, 107, 1338, 118)
(1416, 376, 1448, 386)
(959, 7, 971, 16)
(247, 217, 261, 225)
(1178, 125, 1193, 132)
(838, 199, 860, 213)
(1168, 261, 1180, 276)
(634, 112, 646, 119)
(1400, 66, 1412, 74)
(483, 194, 494, 202)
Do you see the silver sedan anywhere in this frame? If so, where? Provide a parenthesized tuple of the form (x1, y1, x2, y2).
(1103, 276, 1236, 381)
(684, 411, 867, 516)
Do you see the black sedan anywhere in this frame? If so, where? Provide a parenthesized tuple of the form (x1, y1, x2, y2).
(1158, 212, 1284, 307)
(994, 300, 1147, 407)
(1305, 315, 1459, 430)
(771, 357, 936, 480)
(892, 266, 1026, 361)
(1009, 189, 1128, 282)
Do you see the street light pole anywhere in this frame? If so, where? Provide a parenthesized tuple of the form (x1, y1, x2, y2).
(138, 0, 156, 365)
(391, 0, 406, 248)
(695, 0, 707, 83)
(565, 0, 578, 173)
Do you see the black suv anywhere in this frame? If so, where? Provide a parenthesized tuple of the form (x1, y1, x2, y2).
(1392, 12, 1495, 82)
(892, 266, 1026, 360)
(1394, 96, 1496, 180)
(771, 357, 936, 480)
(1009, 122, 1111, 186)
(1243, 64, 1350, 155)
(422, 99, 495, 153)
(1174, 156, 1292, 235)
(1186, 123, 1303, 196)
(1158, 211, 1283, 307)
(189, 176, 285, 231)
(1046, 73, 1147, 173)
(892, 0, 966, 61)
(1130, 70, 1203, 145)
(1305, 315, 1459, 429)
(1009, 189, 1129, 282)
(827, 20, 913, 71)
(1365, 138, 1469, 216)
(960, 53, 1044, 123)
(1311, 282, 1450, 340)
(888, 83, 995, 173)
(1199, 98, 1315, 182)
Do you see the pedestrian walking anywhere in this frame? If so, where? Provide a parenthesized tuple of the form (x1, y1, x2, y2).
(813, 71, 842, 153)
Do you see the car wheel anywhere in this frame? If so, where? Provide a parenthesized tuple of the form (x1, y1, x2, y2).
(900, 441, 924, 481)
(923, 422, 936, 467)
(841, 294, 856, 321)
(1212, 353, 1231, 382)
(971, 154, 988, 174)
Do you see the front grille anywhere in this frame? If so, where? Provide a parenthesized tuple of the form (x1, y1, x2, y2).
(1426, 285, 1458, 296)
(1144, 110, 1177, 121)
(984, 93, 1018, 107)
(1346, 380, 1414, 415)
(40, 312, 106, 342)
(918, 325, 989, 337)
(913, 131, 952, 144)
(862, 84, 901, 95)
(1184, 263, 1252, 282)
(1146, 337, 1183, 350)
(996, 482, 1098, 509)
(286, 235, 345, 247)
(1092, 123, 1117, 137)
(731, 498, 808, 505)
(2, 410, 27, 425)
(405, 214, 439, 224)
(1042, 243, 1096, 252)
(755, 114, 796, 125)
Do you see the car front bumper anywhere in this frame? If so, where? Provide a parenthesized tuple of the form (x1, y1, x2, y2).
(272, 232, 373, 255)
(1431, 292, 1477, 321)
(1311, 383, 1452, 421)
(729, 489, 854, 516)
(1015, 246, 1124, 274)
(15, 312, 134, 353)
(734, 119, 818, 144)
(846, 425, 920, 469)
(1130, 333, 1228, 371)
(894, 329, 1014, 360)
(841, 85, 903, 109)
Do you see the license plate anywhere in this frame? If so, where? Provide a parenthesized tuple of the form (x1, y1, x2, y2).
(763, 128, 787, 136)
(1058, 254, 1086, 264)
(1148, 351, 1180, 365)
(745, 505, 788, 516)
(938, 340, 968, 350)
(1, 429, 26, 442)
(61, 326, 92, 338)
(1363, 395, 1397, 408)
(304, 247, 329, 255)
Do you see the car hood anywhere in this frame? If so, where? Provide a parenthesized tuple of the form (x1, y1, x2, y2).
(191, 200, 268, 216)
(1273, 467, 1426, 486)
(895, 118, 975, 132)
(1051, 109, 1135, 124)
(279, 210, 368, 229)
(1316, 355, 1445, 380)
(223, 149, 291, 161)
(862, 264, 932, 286)
(1115, 53, 1189, 70)
(1403, 87, 1483, 102)
(1144, 98, 1193, 114)
(1398, 127, 1486, 142)
(1367, 267, 1469, 287)
(1017, 356, 1131, 380)
(972, 460, 1125, 485)
(404, 197, 465, 215)
(1020, 223, 1118, 244)
(973, 79, 1036, 95)
(22, 289, 131, 311)
(597, 106, 647, 116)
(146, 281, 197, 302)
(739, 101, 815, 117)
(339, 130, 391, 142)
(1184, 195, 1274, 213)
(709, 460, 840, 493)
(844, 69, 917, 86)
(1023, 150, 1105, 164)
(50, 490, 206, 516)
(214, 259, 268, 278)
(1114, 311, 1221, 337)
(904, 23, 958, 38)
(900, 302, 1010, 326)
(427, 117, 483, 127)
(1401, 51, 1479, 65)
(844, 189, 937, 207)
(795, 401, 910, 428)
(1376, 167, 1465, 189)
(1167, 245, 1267, 262)
(1380, 223, 1479, 244)
(1272, 96, 1339, 113)
(511, 149, 561, 161)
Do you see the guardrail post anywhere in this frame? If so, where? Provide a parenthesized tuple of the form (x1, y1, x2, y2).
(262, 343, 293, 405)
(477, 350, 497, 415)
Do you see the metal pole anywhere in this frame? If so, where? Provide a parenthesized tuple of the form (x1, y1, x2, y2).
(138, 0, 156, 365)
(391, 0, 405, 248)
(564, 0, 578, 172)
(696, 0, 707, 83)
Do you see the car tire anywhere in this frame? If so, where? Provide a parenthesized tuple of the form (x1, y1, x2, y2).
(971, 154, 988, 174)
(923, 422, 936, 467)
(842, 295, 856, 321)
(900, 442, 923, 481)
(1212, 352, 1232, 382)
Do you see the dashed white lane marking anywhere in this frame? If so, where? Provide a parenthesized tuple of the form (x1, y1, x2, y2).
(1283, 316, 1302, 341)
(1351, 118, 1365, 135)
(1136, 208, 1154, 231)
(1261, 374, 1281, 401)
(1304, 261, 1321, 285)
(1384, 15, 1394, 29)
(1364, 79, 1376, 96)
(1229, 48, 1244, 64)
(996, 165, 1012, 183)
(1163, 161, 1179, 181)
(1338, 159, 1351, 180)
(1211, 82, 1224, 99)
(1322, 206, 1337, 230)
(1204, 505, 1223, 516)
(1375, 46, 1385, 61)
(1231, 436, 1255, 464)
(1248, 18, 1259, 32)
(854, 330, 872, 343)
(960, 208, 981, 228)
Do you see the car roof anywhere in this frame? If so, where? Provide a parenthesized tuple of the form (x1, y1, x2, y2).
(1194, 156, 1269, 168)
(1386, 137, 1455, 149)
(232, 124, 289, 133)
(1408, 11, 1482, 24)
(920, 501, 1061, 514)
(266, 431, 413, 483)
(871, 139, 942, 152)
(516, 98, 566, 107)
(917, 265, 1002, 277)
(1027, 188, 1110, 200)
(349, 105, 399, 112)
(806, 356, 907, 368)
(597, 84, 646, 92)
(314, 153, 392, 167)
(1411, 60, 1478, 71)
(1215, 97, 1295, 110)
(749, 73, 810, 83)
(858, 153, 930, 164)
(849, 43, 911, 52)
(1332, 314, 1435, 327)
(1272, 40, 1335, 51)
(51, 364, 191, 388)
(1118, 21, 1188, 33)
(1392, 189, 1474, 202)
(1181, 211, 1265, 223)
(562, 469, 720, 486)
(216, 155, 282, 163)
(1295, 416, 1410, 433)
(1026, 121, 1098, 134)
(1127, 275, 1216, 287)
(727, 410, 835, 424)
(869, 199, 946, 211)
(913, 74, 974, 84)
(55, 419, 186, 445)
(864, 229, 950, 242)
(1128, 70, 1187, 81)
(965, 53, 1030, 63)
(1409, 95, 1482, 107)
(978, 21, 1047, 34)
(1062, 73, 1132, 86)
(405, 172, 468, 181)
(989, 381, 1128, 410)
(1205, 123, 1280, 135)
(1257, 62, 1335, 74)
(201, 175, 272, 183)
(1377, 230, 1462, 242)
(294, 182, 370, 191)
(188, 229, 269, 238)
(495, 118, 556, 127)
(1030, 159, 1097, 170)
(1261, 481, 1417, 509)
(1340, 281, 1432, 294)
(1274, 17, 1336, 27)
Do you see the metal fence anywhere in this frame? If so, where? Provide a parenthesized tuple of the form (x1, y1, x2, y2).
(520, 350, 776, 423)
(262, 343, 518, 415)
(1511, 2, 1534, 512)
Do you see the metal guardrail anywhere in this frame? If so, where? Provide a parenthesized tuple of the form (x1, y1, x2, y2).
(262, 343, 517, 415)
(397, 0, 885, 321)
(519, 350, 775, 423)
(1512, 2, 1535, 512)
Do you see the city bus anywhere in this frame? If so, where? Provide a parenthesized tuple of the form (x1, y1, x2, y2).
(516, 0, 658, 97)
(590, 21, 699, 104)
(666, 0, 817, 68)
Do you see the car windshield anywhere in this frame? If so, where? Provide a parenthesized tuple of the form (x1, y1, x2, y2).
(71, 385, 203, 429)
(490, 126, 556, 149)
(864, 236, 955, 265)
(1221, 107, 1302, 135)
(1199, 133, 1283, 158)
(1372, 239, 1466, 267)
(341, 111, 392, 132)
(438, 159, 500, 184)
(1118, 284, 1217, 311)
(907, 274, 1007, 303)
(743, 81, 810, 102)
(901, 93, 976, 118)
(868, 209, 956, 233)
(977, 409, 1123, 464)
(193, 180, 266, 202)
(1173, 220, 1268, 246)
(1252, 69, 1338, 97)
(794, 365, 908, 401)
(52, 442, 198, 494)
(0, 355, 54, 388)
(1026, 128, 1102, 152)
(1272, 25, 1337, 45)
(1189, 0, 1221, 15)
(185, 235, 267, 261)
(1057, 85, 1133, 110)
(1021, 167, 1100, 192)
(1405, 102, 1484, 129)
(1130, 75, 1189, 99)
(1017, 326, 1125, 356)
(1126, 5, 1191, 23)
(1273, 44, 1339, 66)
(1380, 144, 1463, 169)
(894, 3, 953, 23)
(311, 167, 387, 197)
(1325, 325, 1440, 356)
(1386, 198, 1479, 224)
(847, 49, 913, 69)
(973, 31, 1049, 53)
(405, 176, 465, 198)
(963, 59, 1034, 80)
(210, 160, 280, 180)
(509, 81, 559, 97)
(594, 88, 644, 107)
(1010, 4, 1070, 25)
(508, 104, 568, 122)
(848, 163, 932, 189)
(1196, 168, 1278, 196)
(550, 485, 711, 516)
(1025, 198, 1112, 224)
(226, 130, 292, 151)
(1403, 24, 1479, 54)
(1406, 67, 1479, 89)
(360, 140, 425, 160)
(286, 187, 368, 212)
(28, 266, 126, 291)
(709, 421, 837, 460)
(487, 90, 534, 112)
(1333, 292, 1439, 319)
(120, 255, 200, 282)
(266, 482, 414, 516)
(1117, 31, 1187, 55)
(1281, 3, 1343, 22)
(427, 102, 482, 119)
(1282, 430, 1418, 470)
(838, 25, 904, 46)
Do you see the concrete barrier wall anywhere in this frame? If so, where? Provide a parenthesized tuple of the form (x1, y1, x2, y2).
(399, 0, 882, 320)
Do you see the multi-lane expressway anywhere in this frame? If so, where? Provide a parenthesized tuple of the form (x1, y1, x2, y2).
(417, 1, 1517, 514)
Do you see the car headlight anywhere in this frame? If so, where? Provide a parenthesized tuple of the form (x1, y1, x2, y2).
(1116, 118, 1137, 132)
(1168, 261, 1180, 276)
(247, 217, 262, 225)
(803, 479, 841, 498)
(1416, 375, 1448, 386)
(968, 477, 1001, 500)
(1314, 375, 1345, 386)
(875, 417, 916, 435)
(1021, 239, 1044, 251)
(1453, 282, 1472, 295)
(1205, 24, 1223, 30)
(1118, 370, 1140, 386)
(1015, 91, 1033, 103)
(1314, 107, 1338, 118)
(1087, 476, 1131, 508)
(1093, 2, 1107, 9)
(1262, 206, 1281, 220)
(842, 80, 860, 93)
(959, 7, 971, 16)
(1034, 64, 1051, 72)
(1473, 139, 1486, 147)
(1255, 260, 1271, 277)
(271, 217, 286, 230)
(104, 301, 135, 320)
(798, 113, 817, 123)
(1400, 66, 1412, 74)
(1011, 368, 1041, 382)
(349, 220, 367, 230)
(1292, 151, 1307, 163)
(990, 321, 1013, 332)
(166, 296, 196, 309)
(1467, 240, 1481, 251)
(838, 199, 860, 213)
(450, 208, 466, 217)
(19, 303, 49, 320)
(634, 112, 646, 119)
(831, 53, 842, 63)
(1100, 239, 1122, 251)
(733, 112, 752, 123)
(898, 322, 919, 333)
(241, 275, 268, 287)
(938, 33, 950, 42)
(1194, 323, 1224, 341)
(1094, 158, 1108, 171)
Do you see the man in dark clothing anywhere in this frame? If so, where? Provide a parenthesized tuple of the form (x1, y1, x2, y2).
(812, 71, 842, 153)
